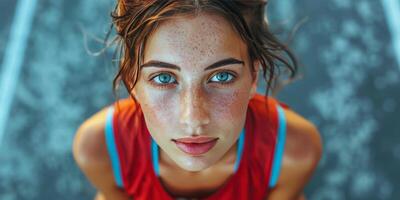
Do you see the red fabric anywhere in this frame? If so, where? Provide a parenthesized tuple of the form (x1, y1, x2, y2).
(111, 93, 283, 200)
(277, 101, 291, 110)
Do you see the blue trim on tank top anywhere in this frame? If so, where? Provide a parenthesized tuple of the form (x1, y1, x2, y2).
(269, 104, 287, 188)
(104, 106, 124, 188)
(234, 128, 245, 172)
(151, 137, 160, 176)
(151, 128, 245, 176)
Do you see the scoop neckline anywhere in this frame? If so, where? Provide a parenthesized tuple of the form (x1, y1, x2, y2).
(149, 127, 247, 199)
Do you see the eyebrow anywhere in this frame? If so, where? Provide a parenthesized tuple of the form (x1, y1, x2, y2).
(140, 57, 244, 71)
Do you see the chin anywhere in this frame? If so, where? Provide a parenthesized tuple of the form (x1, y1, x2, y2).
(175, 156, 213, 172)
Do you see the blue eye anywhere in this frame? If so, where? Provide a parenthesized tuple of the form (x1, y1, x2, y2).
(210, 72, 235, 83)
(153, 73, 176, 84)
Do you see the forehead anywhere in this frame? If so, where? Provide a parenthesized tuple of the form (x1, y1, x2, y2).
(144, 12, 248, 68)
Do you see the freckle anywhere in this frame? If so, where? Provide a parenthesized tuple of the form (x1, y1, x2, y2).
(210, 91, 243, 121)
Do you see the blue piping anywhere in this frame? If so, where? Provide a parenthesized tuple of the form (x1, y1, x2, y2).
(234, 128, 245, 172)
(269, 105, 287, 188)
(151, 138, 160, 176)
(104, 106, 124, 188)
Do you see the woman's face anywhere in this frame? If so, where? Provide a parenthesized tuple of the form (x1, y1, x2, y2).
(133, 12, 258, 172)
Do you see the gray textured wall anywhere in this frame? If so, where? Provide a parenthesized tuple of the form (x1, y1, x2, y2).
(0, 0, 399, 199)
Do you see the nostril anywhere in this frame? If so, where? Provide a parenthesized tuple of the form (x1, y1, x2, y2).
(181, 126, 208, 137)
(179, 108, 210, 130)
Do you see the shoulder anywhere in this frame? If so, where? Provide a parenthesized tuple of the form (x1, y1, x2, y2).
(282, 107, 322, 170)
(72, 105, 131, 199)
(73, 98, 136, 166)
(268, 106, 323, 199)
(73, 106, 111, 168)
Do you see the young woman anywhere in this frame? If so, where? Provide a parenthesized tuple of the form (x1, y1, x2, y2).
(73, 0, 322, 199)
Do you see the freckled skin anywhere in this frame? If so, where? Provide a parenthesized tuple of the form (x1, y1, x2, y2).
(133, 12, 258, 172)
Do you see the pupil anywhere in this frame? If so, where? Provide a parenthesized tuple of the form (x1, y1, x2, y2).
(159, 74, 170, 83)
(218, 73, 228, 81)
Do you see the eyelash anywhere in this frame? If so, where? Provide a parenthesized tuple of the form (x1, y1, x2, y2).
(148, 72, 178, 89)
(148, 71, 237, 89)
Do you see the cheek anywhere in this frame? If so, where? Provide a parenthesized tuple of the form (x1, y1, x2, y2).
(140, 91, 178, 132)
(209, 89, 249, 123)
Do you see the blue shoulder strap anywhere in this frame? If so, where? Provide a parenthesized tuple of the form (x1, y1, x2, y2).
(104, 106, 124, 188)
(151, 138, 160, 176)
(234, 128, 245, 172)
(269, 104, 287, 188)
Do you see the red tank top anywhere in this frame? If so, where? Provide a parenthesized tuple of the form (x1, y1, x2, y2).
(104, 93, 289, 200)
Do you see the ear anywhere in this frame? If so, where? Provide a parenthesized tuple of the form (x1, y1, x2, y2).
(249, 60, 260, 100)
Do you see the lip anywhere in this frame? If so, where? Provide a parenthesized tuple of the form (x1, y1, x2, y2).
(173, 137, 218, 156)
(174, 136, 217, 143)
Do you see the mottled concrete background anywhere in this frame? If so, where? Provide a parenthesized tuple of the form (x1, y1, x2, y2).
(0, 0, 399, 200)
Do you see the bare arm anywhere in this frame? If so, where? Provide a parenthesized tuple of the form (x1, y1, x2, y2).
(94, 192, 125, 200)
(266, 108, 323, 200)
(72, 107, 131, 200)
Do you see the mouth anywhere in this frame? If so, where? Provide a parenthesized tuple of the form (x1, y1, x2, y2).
(172, 137, 219, 156)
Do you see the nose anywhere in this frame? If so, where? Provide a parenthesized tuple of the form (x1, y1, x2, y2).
(179, 87, 210, 134)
